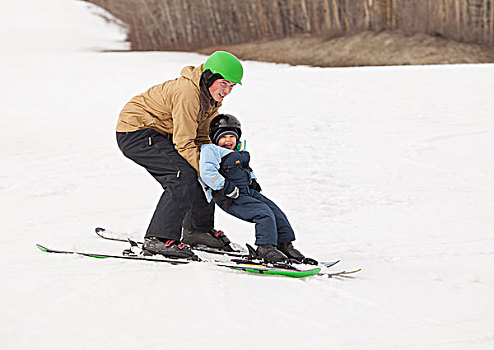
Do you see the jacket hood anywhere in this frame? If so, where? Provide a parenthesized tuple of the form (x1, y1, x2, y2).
(182, 63, 220, 112)
(180, 64, 205, 87)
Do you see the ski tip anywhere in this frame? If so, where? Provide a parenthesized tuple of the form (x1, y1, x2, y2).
(95, 227, 105, 234)
(36, 244, 48, 252)
(319, 260, 341, 268)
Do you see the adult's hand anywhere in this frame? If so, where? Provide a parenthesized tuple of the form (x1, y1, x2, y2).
(212, 190, 234, 208)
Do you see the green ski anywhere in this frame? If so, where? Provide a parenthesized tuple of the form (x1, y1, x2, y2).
(36, 243, 322, 278)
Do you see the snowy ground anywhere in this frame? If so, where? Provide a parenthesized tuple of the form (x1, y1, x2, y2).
(1, 1, 494, 349)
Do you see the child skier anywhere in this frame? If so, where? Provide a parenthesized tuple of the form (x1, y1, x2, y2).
(199, 114, 316, 264)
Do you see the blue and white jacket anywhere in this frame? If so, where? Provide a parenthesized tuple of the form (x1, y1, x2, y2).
(199, 144, 257, 202)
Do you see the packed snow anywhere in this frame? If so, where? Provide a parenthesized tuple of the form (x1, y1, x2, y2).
(1, 0, 493, 349)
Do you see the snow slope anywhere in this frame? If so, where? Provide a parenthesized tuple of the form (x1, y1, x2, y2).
(1, 1, 493, 349)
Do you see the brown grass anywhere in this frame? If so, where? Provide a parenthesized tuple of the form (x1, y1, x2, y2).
(197, 31, 494, 67)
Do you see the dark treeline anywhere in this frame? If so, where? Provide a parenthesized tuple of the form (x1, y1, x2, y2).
(88, 0, 494, 50)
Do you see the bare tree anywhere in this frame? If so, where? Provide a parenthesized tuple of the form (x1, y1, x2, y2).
(87, 0, 494, 50)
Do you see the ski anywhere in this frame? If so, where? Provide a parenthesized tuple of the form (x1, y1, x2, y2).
(36, 243, 190, 264)
(95, 227, 248, 258)
(35, 243, 324, 278)
(94, 227, 341, 268)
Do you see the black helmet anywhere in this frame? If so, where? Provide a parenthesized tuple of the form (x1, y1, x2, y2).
(209, 114, 242, 145)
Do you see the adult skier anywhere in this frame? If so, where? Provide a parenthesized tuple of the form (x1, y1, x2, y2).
(199, 114, 317, 264)
(116, 51, 243, 259)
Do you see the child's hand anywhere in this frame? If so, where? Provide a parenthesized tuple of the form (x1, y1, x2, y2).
(221, 181, 239, 198)
(249, 179, 262, 192)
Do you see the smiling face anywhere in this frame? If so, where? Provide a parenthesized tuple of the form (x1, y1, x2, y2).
(217, 134, 237, 150)
(208, 79, 237, 102)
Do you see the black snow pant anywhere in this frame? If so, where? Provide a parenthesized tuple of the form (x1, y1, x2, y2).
(116, 129, 215, 240)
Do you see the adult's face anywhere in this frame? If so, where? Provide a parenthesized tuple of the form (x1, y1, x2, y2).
(209, 79, 237, 102)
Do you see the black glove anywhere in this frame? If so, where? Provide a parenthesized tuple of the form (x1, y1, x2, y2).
(221, 180, 239, 197)
(213, 181, 239, 208)
(249, 179, 262, 192)
(212, 191, 233, 208)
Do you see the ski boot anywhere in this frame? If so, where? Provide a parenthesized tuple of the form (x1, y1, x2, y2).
(277, 242, 318, 265)
(143, 237, 198, 260)
(182, 228, 234, 252)
(256, 244, 289, 263)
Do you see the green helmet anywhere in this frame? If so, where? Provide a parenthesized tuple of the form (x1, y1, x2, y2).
(203, 51, 243, 85)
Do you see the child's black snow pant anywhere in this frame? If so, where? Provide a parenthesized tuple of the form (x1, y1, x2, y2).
(218, 185, 295, 246)
(116, 129, 215, 241)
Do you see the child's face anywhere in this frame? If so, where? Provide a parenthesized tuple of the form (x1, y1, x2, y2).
(218, 134, 237, 150)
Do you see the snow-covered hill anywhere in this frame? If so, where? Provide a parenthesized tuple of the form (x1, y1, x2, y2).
(1, 1, 493, 349)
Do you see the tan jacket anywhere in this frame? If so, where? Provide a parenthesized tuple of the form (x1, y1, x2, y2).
(116, 64, 221, 172)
